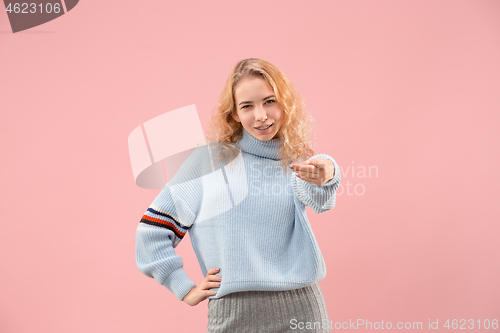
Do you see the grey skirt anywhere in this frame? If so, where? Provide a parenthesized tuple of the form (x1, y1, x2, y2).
(207, 282, 331, 333)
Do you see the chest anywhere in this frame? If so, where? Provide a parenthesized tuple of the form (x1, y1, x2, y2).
(194, 154, 294, 223)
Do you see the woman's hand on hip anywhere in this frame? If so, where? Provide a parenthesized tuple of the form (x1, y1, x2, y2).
(182, 267, 222, 306)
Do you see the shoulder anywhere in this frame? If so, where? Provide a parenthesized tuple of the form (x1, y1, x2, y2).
(170, 142, 241, 185)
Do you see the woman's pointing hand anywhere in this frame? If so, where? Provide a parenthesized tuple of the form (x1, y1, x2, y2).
(290, 158, 335, 186)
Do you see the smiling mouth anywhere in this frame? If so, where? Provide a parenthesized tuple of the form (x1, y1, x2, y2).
(255, 123, 273, 130)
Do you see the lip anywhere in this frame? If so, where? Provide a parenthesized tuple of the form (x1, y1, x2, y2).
(254, 123, 273, 129)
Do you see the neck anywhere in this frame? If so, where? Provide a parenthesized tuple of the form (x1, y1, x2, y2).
(236, 127, 282, 160)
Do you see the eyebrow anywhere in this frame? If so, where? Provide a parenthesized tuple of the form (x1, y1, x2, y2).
(238, 95, 275, 106)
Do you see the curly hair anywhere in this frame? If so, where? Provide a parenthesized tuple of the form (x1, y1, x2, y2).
(205, 58, 317, 170)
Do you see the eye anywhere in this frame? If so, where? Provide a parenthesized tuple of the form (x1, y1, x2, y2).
(266, 99, 275, 104)
(241, 105, 250, 109)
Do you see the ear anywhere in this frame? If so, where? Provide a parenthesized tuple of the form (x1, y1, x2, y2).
(230, 110, 241, 123)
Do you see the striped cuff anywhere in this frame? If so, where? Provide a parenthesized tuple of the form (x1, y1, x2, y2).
(140, 207, 190, 248)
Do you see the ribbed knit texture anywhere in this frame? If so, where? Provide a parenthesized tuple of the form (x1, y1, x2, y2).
(206, 281, 331, 332)
(135, 127, 341, 301)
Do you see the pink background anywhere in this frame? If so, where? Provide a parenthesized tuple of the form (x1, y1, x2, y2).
(1, 0, 499, 332)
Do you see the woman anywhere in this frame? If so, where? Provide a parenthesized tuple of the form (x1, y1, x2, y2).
(135, 58, 341, 332)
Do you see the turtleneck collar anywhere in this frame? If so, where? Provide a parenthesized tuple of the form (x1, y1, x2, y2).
(236, 127, 282, 160)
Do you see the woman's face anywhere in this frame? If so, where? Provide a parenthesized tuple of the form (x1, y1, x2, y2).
(231, 75, 283, 141)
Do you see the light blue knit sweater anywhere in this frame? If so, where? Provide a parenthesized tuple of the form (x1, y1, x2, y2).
(135, 128, 341, 301)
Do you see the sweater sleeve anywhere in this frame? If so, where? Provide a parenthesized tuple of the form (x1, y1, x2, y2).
(135, 182, 197, 301)
(290, 153, 341, 214)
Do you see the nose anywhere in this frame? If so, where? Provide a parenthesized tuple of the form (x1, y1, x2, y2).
(254, 106, 268, 122)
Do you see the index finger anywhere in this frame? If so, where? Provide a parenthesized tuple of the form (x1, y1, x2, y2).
(290, 160, 316, 171)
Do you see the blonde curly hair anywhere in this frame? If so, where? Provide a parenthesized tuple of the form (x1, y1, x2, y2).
(205, 58, 317, 170)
